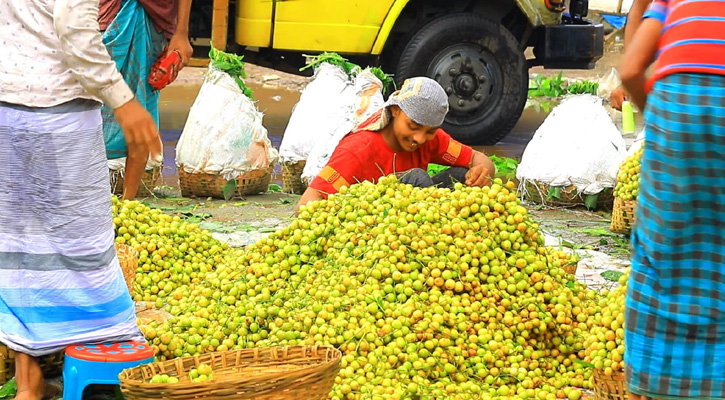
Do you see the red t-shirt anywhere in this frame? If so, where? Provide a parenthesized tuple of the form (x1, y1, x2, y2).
(309, 129, 473, 198)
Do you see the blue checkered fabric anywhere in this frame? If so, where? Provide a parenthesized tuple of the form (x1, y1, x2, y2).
(101, 0, 165, 159)
(625, 73, 725, 400)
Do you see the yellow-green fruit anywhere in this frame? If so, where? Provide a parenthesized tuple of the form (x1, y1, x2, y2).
(614, 145, 644, 200)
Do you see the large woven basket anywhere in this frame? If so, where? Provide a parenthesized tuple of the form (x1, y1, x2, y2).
(522, 180, 614, 210)
(610, 197, 637, 235)
(563, 262, 578, 276)
(178, 167, 272, 199)
(282, 161, 307, 194)
(0, 344, 65, 385)
(116, 243, 138, 294)
(592, 369, 628, 400)
(110, 166, 163, 198)
(119, 346, 341, 400)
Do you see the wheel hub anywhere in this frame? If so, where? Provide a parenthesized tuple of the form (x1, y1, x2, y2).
(429, 47, 500, 115)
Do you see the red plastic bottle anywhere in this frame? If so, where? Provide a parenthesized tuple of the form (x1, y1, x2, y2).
(148, 48, 182, 91)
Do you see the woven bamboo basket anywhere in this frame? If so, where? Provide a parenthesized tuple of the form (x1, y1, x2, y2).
(610, 197, 637, 235)
(116, 243, 138, 294)
(119, 346, 341, 400)
(592, 369, 628, 400)
(281, 161, 307, 194)
(522, 180, 614, 210)
(110, 166, 163, 198)
(0, 344, 65, 385)
(563, 262, 578, 276)
(178, 167, 272, 199)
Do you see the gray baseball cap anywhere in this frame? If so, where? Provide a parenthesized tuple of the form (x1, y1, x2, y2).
(385, 77, 449, 127)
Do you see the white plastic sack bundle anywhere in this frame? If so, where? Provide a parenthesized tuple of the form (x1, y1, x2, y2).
(597, 68, 621, 100)
(278, 63, 356, 164)
(301, 69, 385, 182)
(517, 94, 626, 195)
(176, 66, 278, 180)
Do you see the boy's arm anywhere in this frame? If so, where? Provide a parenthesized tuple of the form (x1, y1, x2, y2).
(296, 187, 325, 212)
(465, 150, 495, 187)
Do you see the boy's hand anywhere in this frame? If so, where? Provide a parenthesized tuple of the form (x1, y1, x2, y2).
(465, 165, 491, 187)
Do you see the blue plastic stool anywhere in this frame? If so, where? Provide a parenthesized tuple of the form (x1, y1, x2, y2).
(62, 341, 155, 400)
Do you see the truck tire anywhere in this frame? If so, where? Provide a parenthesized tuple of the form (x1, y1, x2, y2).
(395, 14, 528, 145)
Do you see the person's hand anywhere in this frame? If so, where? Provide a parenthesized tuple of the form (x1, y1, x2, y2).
(114, 100, 162, 160)
(610, 85, 628, 111)
(465, 165, 491, 187)
(167, 33, 193, 68)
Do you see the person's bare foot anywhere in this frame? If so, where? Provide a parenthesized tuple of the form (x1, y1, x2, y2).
(14, 387, 44, 400)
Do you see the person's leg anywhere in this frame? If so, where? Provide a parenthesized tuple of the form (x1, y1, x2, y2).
(398, 168, 435, 187)
(14, 352, 44, 400)
(432, 167, 468, 189)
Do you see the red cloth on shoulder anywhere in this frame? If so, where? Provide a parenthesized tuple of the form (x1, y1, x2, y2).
(309, 129, 473, 198)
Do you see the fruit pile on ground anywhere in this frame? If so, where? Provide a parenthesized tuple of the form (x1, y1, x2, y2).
(113, 176, 621, 400)
(614, 145, 644, 201)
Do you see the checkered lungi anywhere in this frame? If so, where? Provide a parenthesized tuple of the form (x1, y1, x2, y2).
(625, 73, 725, 399)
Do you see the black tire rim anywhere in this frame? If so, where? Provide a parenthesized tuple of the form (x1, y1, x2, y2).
(426, 44, 504, 127)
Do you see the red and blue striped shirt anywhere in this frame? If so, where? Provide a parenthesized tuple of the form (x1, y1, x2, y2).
(644, 0, 725, 88)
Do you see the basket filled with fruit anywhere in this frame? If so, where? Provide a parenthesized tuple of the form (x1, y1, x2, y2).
(584, 270, 629, 400)
(610, 144, 643, 234)
(115, 243, 138, 294)
(119, 346, 341, 400)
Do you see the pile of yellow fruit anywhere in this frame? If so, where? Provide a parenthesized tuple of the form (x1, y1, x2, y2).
(582, 271, 628, 376)
(613, 145, 644, 201)
(112, 176, 630, 400)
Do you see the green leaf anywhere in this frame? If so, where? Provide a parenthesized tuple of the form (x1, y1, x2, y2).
(268, 184, 282, 193)
(280, 198, 292, 205)
(601, 270, 625, 282)
(574, 359, 596, 368)
(0, 378, 17, 399)
(223, 179, 237, 201)
(547, 186, 562, 200)
(426, 163, 450, 177)
(584, 193, 600, 210)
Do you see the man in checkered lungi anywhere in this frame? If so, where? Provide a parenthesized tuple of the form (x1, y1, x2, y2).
(620, 0, 725, 399)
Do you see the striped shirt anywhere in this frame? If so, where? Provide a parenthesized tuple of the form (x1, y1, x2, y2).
(644, 0, 725, 88)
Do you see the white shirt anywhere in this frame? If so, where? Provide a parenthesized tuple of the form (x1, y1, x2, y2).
(0, 0, 133, 109)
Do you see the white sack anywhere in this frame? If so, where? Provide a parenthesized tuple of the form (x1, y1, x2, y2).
(176, 66, 277, 180)
(278, 63, 355, 164)
(301, 70, 385, 182)
(107, 137, 165, 172)
(516, 94, 626, 195)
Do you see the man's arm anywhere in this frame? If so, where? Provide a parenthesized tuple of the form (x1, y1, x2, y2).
(168, 0, 194, 66)
(624, 0, 653, 48)
(620, 18, 662, 111)
(611, 0, 653, 110)
(53, 0, 161, 161)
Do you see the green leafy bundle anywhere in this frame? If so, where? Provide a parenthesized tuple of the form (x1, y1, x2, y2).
(490, 155, 518, 181)
(367, 66, 396, 96)
(209, 46, 254, 99)
(300, 52, 361, 77)
(528, 72, 565, 98)
(567, 80, 599, 95)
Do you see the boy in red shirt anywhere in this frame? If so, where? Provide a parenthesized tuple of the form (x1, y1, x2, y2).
(297, 77, 494, 209)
